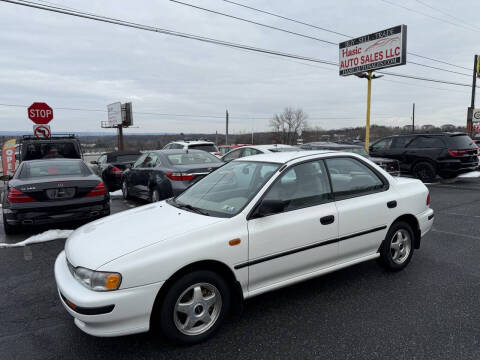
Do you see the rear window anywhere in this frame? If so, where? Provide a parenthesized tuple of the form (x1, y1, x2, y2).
(188, 144, 218, 152)
(19, 161, 90, 179)
(108, 154, 141, 163)
(446, 135, 476, 149)
(166, 152, 221, 165)
(22, 141, 80, 160)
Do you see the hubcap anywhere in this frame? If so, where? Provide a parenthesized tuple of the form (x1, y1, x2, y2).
(390, 229, 411, 264)
(173, 283, 222, 336)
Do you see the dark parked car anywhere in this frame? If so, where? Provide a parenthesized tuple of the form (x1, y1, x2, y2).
(90, 150, 142, 191)
(369, 133, 479, 182)
(19, 135, 82, 162)
(121, 149, 223, 202)
(2, 159, 110, 234)
(300, 142, 401, 176)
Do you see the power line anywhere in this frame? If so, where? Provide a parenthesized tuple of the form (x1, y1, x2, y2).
(172, 0, 470, 77)
(0, 0, 476, 90)
(415, 0, 480, 32)
(169, 0, 337, 46)
(221, 0, 473, 71)
(379, 0, 480, 33)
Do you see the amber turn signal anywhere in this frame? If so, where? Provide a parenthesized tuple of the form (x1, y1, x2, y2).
(105, 274, 121, 290)
(229, 238, 241, 246)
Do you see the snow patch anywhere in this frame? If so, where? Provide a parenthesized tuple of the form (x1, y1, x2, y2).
(458, 171, 480, 178)
(0, 229, 73, 248)
(110, 190, 123, 198)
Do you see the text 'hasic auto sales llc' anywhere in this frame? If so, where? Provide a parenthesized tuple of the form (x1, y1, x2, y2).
(338, 25, 407, 76)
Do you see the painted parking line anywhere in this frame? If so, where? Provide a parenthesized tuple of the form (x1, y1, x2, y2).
(431, 228, 480, 240)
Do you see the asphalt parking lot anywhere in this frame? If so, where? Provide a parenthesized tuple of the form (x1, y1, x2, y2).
(1, 179, 480, 360)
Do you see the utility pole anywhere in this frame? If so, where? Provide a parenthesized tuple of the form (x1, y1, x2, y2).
(467, 55, 478, 137)
(225, 110, 229, 145)
(215, 130, 218, 145)
(412, 103, 415, 133)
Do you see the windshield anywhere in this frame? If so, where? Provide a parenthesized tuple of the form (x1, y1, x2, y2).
(19, 160, 90, 179)
(173, 161, 280, 217)
(188, 144, 219, 152)
(166, 152, 221, 165)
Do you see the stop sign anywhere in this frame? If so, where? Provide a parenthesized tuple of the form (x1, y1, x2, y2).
(28, 102, 54, 124)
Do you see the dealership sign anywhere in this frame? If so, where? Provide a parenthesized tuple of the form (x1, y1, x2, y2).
(339, 25, 407, 76)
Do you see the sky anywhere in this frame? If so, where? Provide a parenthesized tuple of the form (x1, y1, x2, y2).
(0, 0, 478, 134)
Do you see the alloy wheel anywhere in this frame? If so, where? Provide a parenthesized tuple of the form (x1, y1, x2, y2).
(390, 229, 411, 264)
(173, 283, 222, 336)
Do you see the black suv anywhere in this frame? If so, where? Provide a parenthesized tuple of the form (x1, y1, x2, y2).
(369, 133, 478, 182)
(19, 135, 82, 163)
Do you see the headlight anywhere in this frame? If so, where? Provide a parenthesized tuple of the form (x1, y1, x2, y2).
(68, 261, 121, 291)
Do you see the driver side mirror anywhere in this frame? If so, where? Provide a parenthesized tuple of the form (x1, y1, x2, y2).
(1, 174, 12, 181)
(90, 160, 98, 165)
(252, 199, 285, 219)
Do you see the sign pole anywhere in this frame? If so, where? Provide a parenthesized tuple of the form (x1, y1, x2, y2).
(365, 70, 373, 152)
(467, 55, 478, 137)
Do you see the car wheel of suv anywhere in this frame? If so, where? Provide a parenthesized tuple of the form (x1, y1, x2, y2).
(379, 221, 414, 272)
(121, 180, 130, 200)
(412, 162, 436, 183)
(156, 270, 231, 344)
(3, 215, 19, 235)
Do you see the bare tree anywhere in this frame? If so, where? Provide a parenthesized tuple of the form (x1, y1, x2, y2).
(269, 107, 308, 145)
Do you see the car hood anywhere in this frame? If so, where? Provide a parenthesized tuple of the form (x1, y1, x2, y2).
(65, 201, 225, 270)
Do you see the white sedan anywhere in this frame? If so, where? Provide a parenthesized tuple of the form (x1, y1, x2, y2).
(220, 144, 301, 162)
(55, 151, 434, 344)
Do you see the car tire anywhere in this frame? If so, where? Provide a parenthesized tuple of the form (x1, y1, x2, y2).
(3, 215, 19, 235)
(156, 270, 231, 344)
(379, 221, 414, 272)
(150, 189, 160, 203)
(412, 162, 436, 183)
(121, 180, 131, 200)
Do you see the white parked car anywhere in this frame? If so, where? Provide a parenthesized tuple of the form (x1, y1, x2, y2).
(220, 144, 302, 162)
(55, 151, 434, 344)
(163, 140, 221, 157)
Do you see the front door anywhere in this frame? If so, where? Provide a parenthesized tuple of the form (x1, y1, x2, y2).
(247, 159, 338, 293)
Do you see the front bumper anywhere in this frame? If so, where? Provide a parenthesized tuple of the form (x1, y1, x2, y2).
(54, 251, 164, 337)
(417, 208, 434, 238)
(4, 200, 110, 226)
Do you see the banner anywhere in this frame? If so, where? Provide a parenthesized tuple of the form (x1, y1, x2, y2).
(2, 139, 16, 175)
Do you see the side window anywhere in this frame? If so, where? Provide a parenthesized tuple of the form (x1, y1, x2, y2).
(371, 138, 392, 151)
(326, 157, 385, 198)
(97, 155, 107, 164)
(223, 149, 243, 162)
(242, 148, 261, 157)
(408, 136, 444, 148)
(175, 144, 185, 150)
(263, 160, 332, 213)
(391, 136, 414, 149)
(133, 153, 148, 168)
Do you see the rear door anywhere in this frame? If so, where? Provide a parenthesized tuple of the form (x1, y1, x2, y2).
(404, 136, 444, 169)
(325, 156, 398, 263)
(247, 159, 338, 292)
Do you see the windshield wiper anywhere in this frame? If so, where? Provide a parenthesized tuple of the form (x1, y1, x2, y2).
(170, 200, 210, 216)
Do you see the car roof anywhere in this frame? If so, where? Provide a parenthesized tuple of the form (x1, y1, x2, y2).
(235, 150, 334, 164)
(389, 132, 467, 138)
(170, 140, 214, 145)
(244, 144, 298, 151)
(150, 149, 213, 155)
(103, 150, 141, 156)
(303, 142, 362, 149)
(21, 158, 84, 164)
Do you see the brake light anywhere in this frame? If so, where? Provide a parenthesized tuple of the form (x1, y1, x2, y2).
(426, 193, 431, 207)
(86, 182, 106, 197)
(7, 188, 36, 203)
(165, 172, 196, 181)
(109, 166, 122, 177)
(448, 149, 467, 157)
(213, 152, 222, 156)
